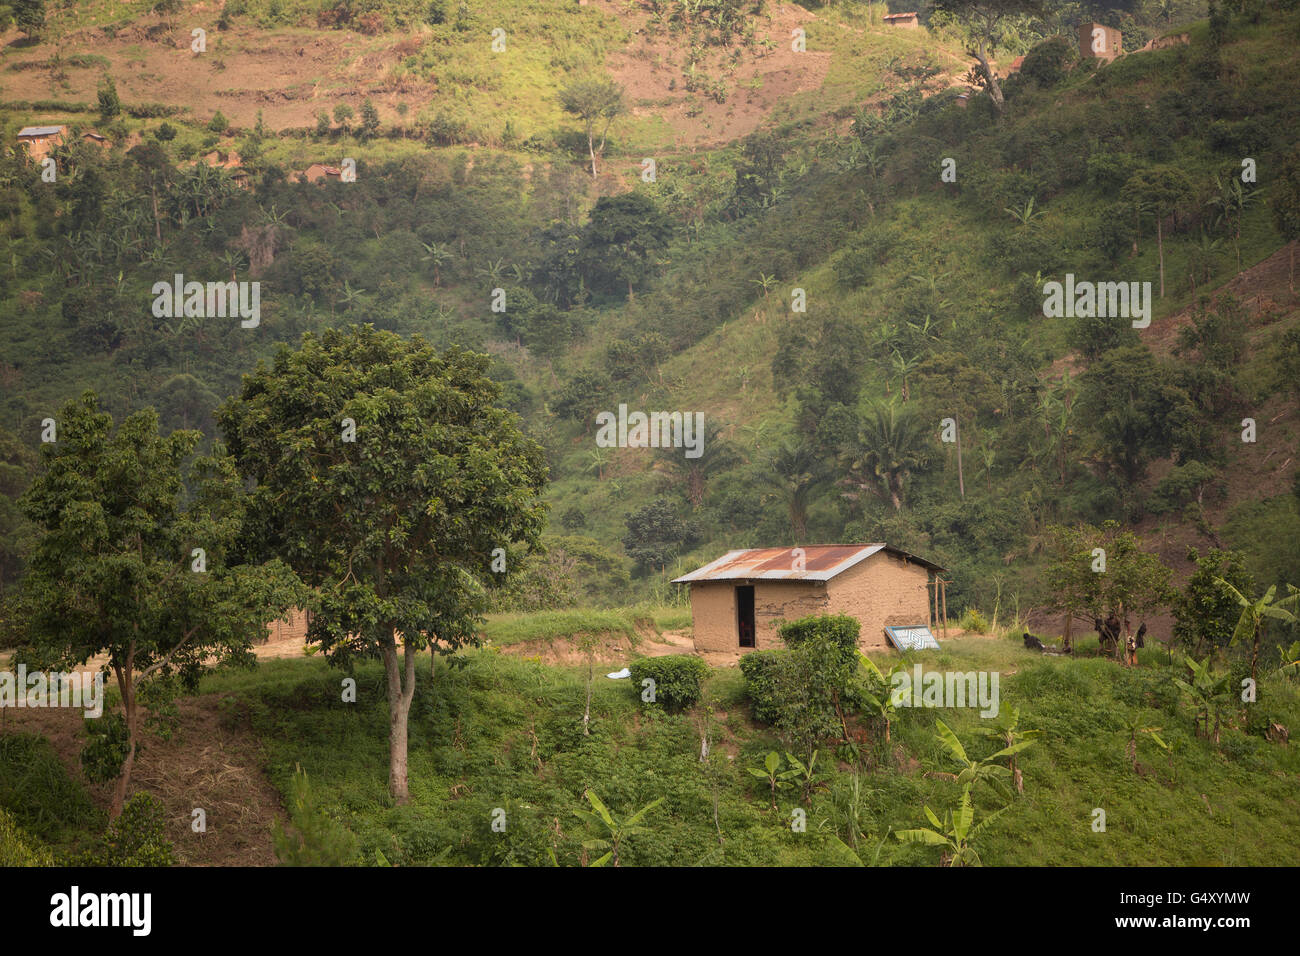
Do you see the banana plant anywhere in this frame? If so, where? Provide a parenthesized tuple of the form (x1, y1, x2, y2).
(932, 718, 1022, 801)
(1215, 579, 1299, 683)
(1117, 712, 1161, 773)
(1145, 729, 1179, 782)
(858, 652, 909, 743)
(574, 792, 663, 867)
(1172, 655, 1232, 742)
(896, 785, 1006, 867)
(783, 750, 828, 804)
(746, 750, 799, 811)
(976, 705, 1038, 794)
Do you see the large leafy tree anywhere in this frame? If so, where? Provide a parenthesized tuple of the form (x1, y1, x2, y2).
(218, 326, 547, 803)
(11, 0, 46, 39)
(577, 193, 674, 301)
(1122, 165, 1193, 298)
(0, 427, 37, 595)
(1172, 547, 1254, 656)
(1076, 345, 1183, 490)
(17, 393, 302, 817)
(558, 77, 626, 178)
(622, 496, 697, 573)
(931, 0, 1043, 114)
(1044, 521, 1174, 657)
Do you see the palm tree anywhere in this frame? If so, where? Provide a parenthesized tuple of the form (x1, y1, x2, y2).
(895, 785, 1006, 867)
(751, 272, 777, 297)
(858, 653, 910, 744)
(1215, 579, 1299, 683)
(760, 439, 827, 539)
(655, 421, 741, 509)
(840, 400, 930, 512)
(574, 792, 663, 867)
(339, 280, 367, 312)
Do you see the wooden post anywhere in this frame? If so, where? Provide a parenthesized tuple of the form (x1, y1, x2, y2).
(940, 578, 948, 641)
(931, 576, 939, 630)
(1063, 612, 1073, 655)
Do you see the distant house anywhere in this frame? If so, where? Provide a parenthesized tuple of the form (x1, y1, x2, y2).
(673, 544, 947, 653)
(81, 131, 110, 148)
(954, 91, 971, 108)
(301, 163, 342, 183)
(883, 11, 920, 28)
(17, 125, 66, 161)
(1079, 22, 1123, 61)
(184, 148, 251, 188)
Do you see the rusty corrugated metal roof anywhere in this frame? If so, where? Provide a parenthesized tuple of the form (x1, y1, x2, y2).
(671, 544, 946, 584)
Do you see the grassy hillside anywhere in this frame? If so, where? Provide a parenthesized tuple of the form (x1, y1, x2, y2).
(5, 631, 1298, 866)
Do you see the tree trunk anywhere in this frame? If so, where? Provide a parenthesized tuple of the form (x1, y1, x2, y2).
(588, 131, 598, 179)
(1157, 217, 1165, 298)
(109, 645, 139, 820)
(974, 44, 1004, 114)
(382, 630, 416, 804)
(955, 416, 965, 500)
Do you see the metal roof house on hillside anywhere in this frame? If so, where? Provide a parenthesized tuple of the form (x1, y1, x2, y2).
(673, 544, 947, 653)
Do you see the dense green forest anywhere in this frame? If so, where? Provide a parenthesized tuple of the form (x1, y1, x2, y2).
(0, 0, 1299, 872)
(3, 0, 1298, 621)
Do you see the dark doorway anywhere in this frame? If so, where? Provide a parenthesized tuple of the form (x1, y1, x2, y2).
(736, 585, 755, 647)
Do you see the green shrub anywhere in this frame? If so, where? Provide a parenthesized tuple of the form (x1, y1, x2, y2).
(628, 655, 710, 711)
(777, 614, 860, 666)
(0, 807, 54, 866)
(959, 608, 989, 634)
(738, 649, 784, 724)
(82, 793, 174, 867)
(80, 712, 131, 784)
(273, 765, 358, 866)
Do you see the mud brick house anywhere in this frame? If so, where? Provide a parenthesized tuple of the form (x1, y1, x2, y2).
(883, 11, 920, 28)
(16, 125, 66, 161)
(673, 544, 946, 653)
(301, 163, 343, 183)
(1079, 22, 1123, 61)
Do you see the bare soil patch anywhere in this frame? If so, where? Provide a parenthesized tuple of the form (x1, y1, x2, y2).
(2, 693, 282, 865)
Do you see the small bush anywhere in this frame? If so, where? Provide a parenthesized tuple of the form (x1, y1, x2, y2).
(777, 614, 860, 665)
(628, 655, 710, 711)
(0, 808, 54, 866)
(82, 793, 174, 867)
(958, 608, 989, 634)
(273, 765, 358, 866)
(738, 649, 784, 723)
